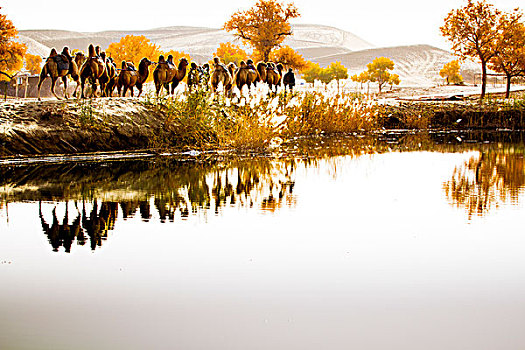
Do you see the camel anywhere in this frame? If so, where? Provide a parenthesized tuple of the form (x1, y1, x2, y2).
(104, 57, 119, 97)
(256, 61, 267, 85)
(37, 47, 81, 100)
(265, 62, 283, 94)
(117, 58, 153, 97)
(97, 52, 118, 97)
(79, 44, 106, 98)
(233, 59, 260, 93)
(209, 57, 233, 97)
(153, 55, 189, 96)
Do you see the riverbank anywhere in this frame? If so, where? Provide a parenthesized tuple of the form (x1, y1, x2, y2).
(1, 91, 524, 157)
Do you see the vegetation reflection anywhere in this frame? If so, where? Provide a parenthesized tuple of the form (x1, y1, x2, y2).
(444, 150, 525, 218)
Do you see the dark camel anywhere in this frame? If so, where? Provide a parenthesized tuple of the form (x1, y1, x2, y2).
(265, 62, 283, 94)
(37, 47, 81, 100)
(153, 55, 189, 96)
(79, 44, 106, 98)
(118, 57, 153, 97)
(233, 59, 260, 93)
(256, 61, 267, 85)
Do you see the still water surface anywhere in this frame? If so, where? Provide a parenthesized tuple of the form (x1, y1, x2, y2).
(1, 132, 525, 350)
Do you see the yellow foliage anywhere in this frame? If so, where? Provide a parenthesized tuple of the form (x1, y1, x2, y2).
(223, 0, 300, 62)
(269, 46, 308, 70)
(440, 60, 463, 85)
(0, 8, 27, 81)
(25, 54, 42, 75)
(106, 35, 162, 65)
(213, 42, 248, 65)
(440, 0, 502, 98)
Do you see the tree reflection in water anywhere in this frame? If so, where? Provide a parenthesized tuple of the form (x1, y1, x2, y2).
(444, 151, 525, 218)
(6, 158, 296, 252)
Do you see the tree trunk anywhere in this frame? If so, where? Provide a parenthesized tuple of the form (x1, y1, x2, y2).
(480, 60, 487, 100)
(505, 74, 511, 99)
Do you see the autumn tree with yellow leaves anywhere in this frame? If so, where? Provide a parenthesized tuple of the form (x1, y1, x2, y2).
(489, 9, 525, 98)
(440, 0, 503, 99)
(353, 57, 399, 93)
(25, 53, 42, 75)
(0, 7, 27, 81)
(106, 35, 162, 64)
(440, 60, 463, 85)
(269, 46, 308, 70)
(213, 42, 248, 65)
(223, 0, 300, 62)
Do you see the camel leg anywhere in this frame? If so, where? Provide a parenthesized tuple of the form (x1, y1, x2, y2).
(62, 76, 69, 99)
(50, 77, 62, 100)
(171, 81, 180, 95)
(90, 81, 98, 98)
(136, 83, 142, 98)
(72, 77, 80, 99)
(37, 70, 47, 101)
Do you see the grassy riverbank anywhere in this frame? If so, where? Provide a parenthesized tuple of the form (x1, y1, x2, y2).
(1, 88, 524, 157)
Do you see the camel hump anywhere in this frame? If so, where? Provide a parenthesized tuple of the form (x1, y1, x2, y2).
(88, 44, 96, 57)
(121, 61, 127, 70)
(49, 48, 58, 57)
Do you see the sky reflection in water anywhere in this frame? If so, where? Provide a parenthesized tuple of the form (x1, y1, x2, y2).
(1, 132, 525, 350)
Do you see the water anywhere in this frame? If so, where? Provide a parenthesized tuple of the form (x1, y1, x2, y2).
(1, 132, 525, 350)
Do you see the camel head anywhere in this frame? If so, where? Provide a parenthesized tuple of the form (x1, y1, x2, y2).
(95, 45, 102, 56)
(276, 63, 284, 73)
(190, 62, 197, 69)
(179, 57, 189, 69)
(240, 61, 247, 68)
(247, 59, 253, 65)
(158, 55, 166, 63)
(121, 61, 127, 70)
(213, 57, 220, 67)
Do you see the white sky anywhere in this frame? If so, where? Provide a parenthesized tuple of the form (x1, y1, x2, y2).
(1, 0, 521, 50)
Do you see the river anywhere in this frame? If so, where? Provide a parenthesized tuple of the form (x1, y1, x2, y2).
(1, 131, 524, 350)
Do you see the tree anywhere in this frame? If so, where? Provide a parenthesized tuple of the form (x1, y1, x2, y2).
(301, 62, 322, 83)
(25, 53, 42, 75)
(213, 42, 248, 65)
(440, 60, 464, 85)
(223, 0, 300, 62)
(0, 7, 27, 81)
(388, 74, 400, 90)
(351, 71, 371, 88)
(326, 61, 348, 89)
(269, 46, 308, 70)
(365, 57, 397, 93)
(106, 35, 162, 64)
(440, 0, 502, 99)
(489, 9, 525, 98)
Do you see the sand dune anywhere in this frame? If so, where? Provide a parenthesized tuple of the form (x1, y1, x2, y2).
(17, 24, 475, 87)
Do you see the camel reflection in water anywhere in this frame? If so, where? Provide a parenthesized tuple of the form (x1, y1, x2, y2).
(33, 159, 296, 253)
(444, 151, 525, 218)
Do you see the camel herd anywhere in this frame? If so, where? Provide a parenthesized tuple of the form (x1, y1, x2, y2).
(37, 44, 296, 100)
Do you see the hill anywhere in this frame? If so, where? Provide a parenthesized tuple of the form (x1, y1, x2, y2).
(315, 45, 479, 86)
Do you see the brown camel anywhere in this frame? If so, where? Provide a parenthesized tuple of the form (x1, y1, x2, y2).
(117, 57, 152, 97)
(210, 57, 233, 97)
(233, 59, 260, 93)
(104, 57, 119, 97)
(37, 47, 81, 100)
(79, 44, 106, 98)
(265, 62, 283, 94)
(153, 55, 189, 96)
(98, 52, 118, 97)
(256, 61, 267, 85)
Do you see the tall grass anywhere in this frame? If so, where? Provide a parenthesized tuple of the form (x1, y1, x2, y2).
(141, 83, 384, 150)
